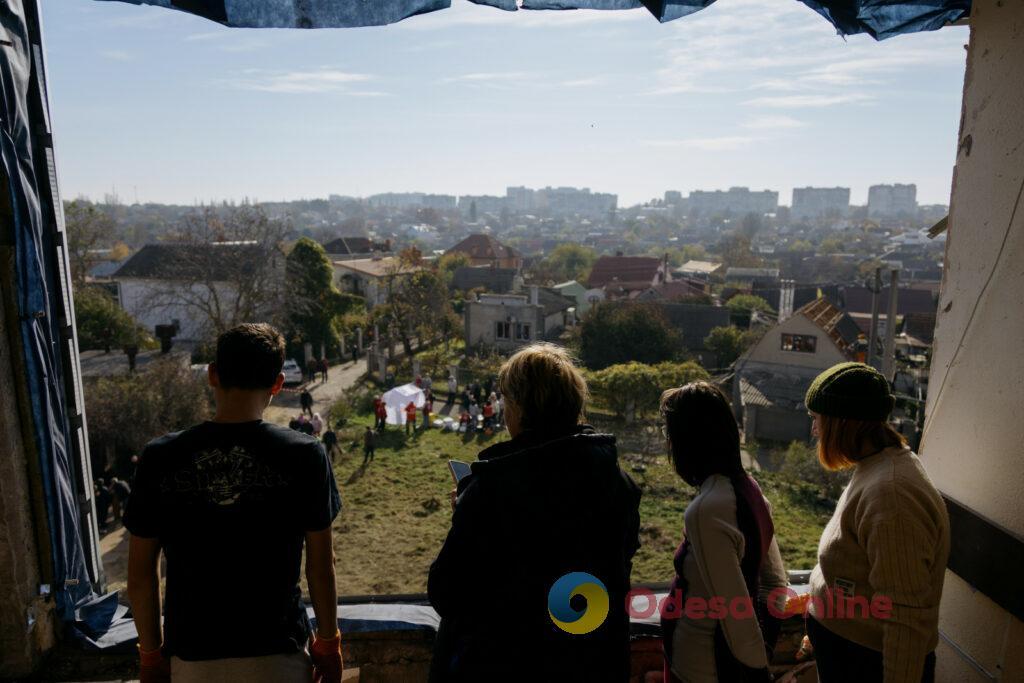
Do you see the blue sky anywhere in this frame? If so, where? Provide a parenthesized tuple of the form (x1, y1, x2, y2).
(42, 0, 969, 207)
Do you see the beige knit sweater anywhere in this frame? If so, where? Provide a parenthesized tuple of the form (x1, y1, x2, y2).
(809, 446, 950, 683)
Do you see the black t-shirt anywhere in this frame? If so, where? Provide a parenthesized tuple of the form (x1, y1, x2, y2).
(123, 420, 341, 661)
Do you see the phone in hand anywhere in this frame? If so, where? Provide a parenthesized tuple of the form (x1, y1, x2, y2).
(447, 460, 473, 483)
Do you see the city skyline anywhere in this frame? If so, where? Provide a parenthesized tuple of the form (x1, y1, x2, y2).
(44, 0, 968, 207)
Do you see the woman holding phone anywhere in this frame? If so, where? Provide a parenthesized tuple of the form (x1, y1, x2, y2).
(428, 343, 641, 683)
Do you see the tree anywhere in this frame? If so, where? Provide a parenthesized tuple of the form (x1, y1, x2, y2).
(538, 243, 597, 283)
(469, 200, 478, 223)
(717, 234, 763, 269)
(284, 237, 361, 357)
(437, 251, 471, 285)
(726, 294, 774, 316)
(143, 203, 289, 339)
(577, 303, 682, 370)
(740, 212, 764, 239)
(703, 325, 763, 368)
(652, 360, 710, 393)
(86, 357, 210, 475)
(75, 286, 150, 351)
(375, 250, 458, 356)
(820, 236, 844, 254)
(589, 360, 708, 423)
(65, 200, 115, 287)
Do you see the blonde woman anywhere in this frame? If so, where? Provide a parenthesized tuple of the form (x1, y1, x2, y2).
(428, 344, 641, 682)
(805, 362, 949, 682)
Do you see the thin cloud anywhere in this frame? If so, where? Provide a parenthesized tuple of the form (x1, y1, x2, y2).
(184, 31, 224, 42)
(643, 136, 755, 151)
(439, 71, 533, 84)
(99, 49, 132, 62)
(741, 115, 805, 130)
(561, 77, 603, 88)
(230, 69, 374, 94)
(743, 93, 873, 108)
(644, 0, 965, 103)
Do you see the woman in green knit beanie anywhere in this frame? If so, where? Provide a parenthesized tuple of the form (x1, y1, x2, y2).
(804, 362, 950, 683)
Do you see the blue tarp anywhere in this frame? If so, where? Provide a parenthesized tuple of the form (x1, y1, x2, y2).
(1, 0, 95, 617)
(99, 0, 970, 38)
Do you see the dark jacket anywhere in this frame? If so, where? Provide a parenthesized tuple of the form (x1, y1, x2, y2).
(428, 425, 641, 683)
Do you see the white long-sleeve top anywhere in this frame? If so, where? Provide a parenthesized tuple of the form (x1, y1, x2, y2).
(670, 474, 788, 682)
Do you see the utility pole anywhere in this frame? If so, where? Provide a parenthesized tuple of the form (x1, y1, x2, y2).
(882, 269, 900, 380)
(867, 267, 882, 369)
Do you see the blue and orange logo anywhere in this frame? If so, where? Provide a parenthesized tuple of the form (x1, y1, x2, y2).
(547, 572, 609, 635)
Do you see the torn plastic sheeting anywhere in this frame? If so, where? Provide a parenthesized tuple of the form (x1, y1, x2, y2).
(96, 0, 971, 38)
(1, 0, 96, 618)
(97, 0, 453, 28)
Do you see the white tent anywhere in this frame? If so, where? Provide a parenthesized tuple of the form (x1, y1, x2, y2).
(382, 383, 426, 425)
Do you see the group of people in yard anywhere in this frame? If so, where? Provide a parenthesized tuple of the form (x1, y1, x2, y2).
(124, 322, 950, 683)
(366, 374, 505, 438)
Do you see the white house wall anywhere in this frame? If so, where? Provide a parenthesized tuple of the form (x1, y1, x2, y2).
(741, 313, 848, 373)
(117, 278, 239, 342)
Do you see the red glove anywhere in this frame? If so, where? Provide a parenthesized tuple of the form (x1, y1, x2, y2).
(311, 631, 344, 683)
(138, 644, 171, 683)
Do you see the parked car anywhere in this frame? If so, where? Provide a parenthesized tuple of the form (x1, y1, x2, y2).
(282, 359, 303, 385)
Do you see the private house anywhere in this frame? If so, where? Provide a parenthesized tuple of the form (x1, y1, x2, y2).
(332, 255, 423, 309)
(450, 266, 519, 294)
(445, 233, 522, 270)
(733, 297, 861, 443)
(552, 279, 604, 316)
(321, 236, 391, 261)
(675, 260, 723, 280)
(586, 254, 670, 298)
(839, 284, 937, 317)
(724, 267, 781, 288)
(464, 286, 575, 353)
(631, 279, 709, 303)
(112, 242, 275, 342)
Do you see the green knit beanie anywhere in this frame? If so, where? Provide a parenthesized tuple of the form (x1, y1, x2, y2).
(805, 362, 894, 421)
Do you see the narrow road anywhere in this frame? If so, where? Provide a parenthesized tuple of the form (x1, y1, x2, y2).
(263, 358, 368, 427)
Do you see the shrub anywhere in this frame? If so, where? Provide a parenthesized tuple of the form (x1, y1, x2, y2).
(590, 361, 709, 423)
(75, 286, 152, 351)
(86, 357, 210, 475)
(326, 395, 352, 429)
(777, 440, 850, 506)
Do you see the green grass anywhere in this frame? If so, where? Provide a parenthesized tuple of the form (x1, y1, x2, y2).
(326, 410, 829, 596)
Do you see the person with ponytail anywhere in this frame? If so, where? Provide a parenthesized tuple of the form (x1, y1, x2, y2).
(660, 382, 788, 682)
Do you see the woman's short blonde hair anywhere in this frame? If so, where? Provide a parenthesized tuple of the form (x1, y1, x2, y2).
(497, 343, 588, 431)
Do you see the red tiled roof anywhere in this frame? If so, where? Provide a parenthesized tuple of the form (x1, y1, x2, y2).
(446, 234, 519, 261)
(586, 256, 661, 288)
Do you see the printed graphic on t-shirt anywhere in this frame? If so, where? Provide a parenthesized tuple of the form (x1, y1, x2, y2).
(164, 446, 288, 506)
(835, 577, 856, 596)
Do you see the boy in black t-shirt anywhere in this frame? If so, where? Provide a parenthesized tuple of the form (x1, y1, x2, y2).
(125, 323, 343, 683)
